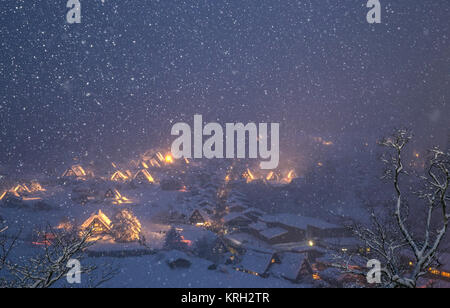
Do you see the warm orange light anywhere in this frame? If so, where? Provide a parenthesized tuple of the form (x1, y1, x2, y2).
(165, 154, 174, 164)
(313, 137, 334, 146)
(312, 274, 321, 280)
(69, 165, 87, 177)
(180, 235, 192, 246)
(135, 169, 155, 183)
(156, 152, 165, 162)
(0, 191, 6, 201)
(14, 184, 31, 194)
(111, 171, 129, 182)
(112, 189, 133, 205)
(429, 268, 440, 275)
(266, 171, 275, 181)
(22, 197, 42, 201)
(30, 181, 46, 192)
(286, 170, 295, 179)
(282, 170, 296, 184)
(244, 169, 255, 183)
(149, 159, 161, 168)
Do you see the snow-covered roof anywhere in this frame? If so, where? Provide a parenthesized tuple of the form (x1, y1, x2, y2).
(222, 212, 252, 224)
(228, 204, 248, 211)
(249, 222, 267, 232)
(243, 208, 265, 216)
(271, 252, 309, 281)
(238, 250, 275, 275)
(190, 209, 212, 222)
(261, 214, 340, 230)
(224, 233, 274, 251)
(272, 242, 328, 254)
(165, 250, 191, 263)
(259, 227, 289, 240)
(81, 210, 112, 231)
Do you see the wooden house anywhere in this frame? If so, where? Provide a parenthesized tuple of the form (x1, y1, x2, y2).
(80, 210, 113, 235)
(189, 209, 212, 226)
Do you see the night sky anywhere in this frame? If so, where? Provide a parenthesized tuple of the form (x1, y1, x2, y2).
(0, 1, 449, 173)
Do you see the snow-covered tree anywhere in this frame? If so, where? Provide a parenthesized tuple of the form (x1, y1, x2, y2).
(112, 209, 142, 243)
(0, 227, 116, 288)
(340, 130, 449, 288)
(193, 235, 224, 263)
(163, 227, 188, 251)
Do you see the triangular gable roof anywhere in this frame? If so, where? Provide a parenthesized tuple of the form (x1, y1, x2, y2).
(62, 165, 88, 178)
(13, 184, 32, 194)
(104, 189, 115, 199)
(134, 169, 155, 183)
(189, 209, 212, 223)
(111, 171, 130, 182)
(81, 210, 112, 231)
(271, 252, 312, 281)
(0, 191, 22, 201)
(237, 250, 276, 275)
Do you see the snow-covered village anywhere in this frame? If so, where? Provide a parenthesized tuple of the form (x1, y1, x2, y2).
(0, 1, 449, 290)
(0, 142, 449, 288)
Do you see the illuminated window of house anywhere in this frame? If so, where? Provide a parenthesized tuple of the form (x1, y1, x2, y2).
(429, 268, 440, 275)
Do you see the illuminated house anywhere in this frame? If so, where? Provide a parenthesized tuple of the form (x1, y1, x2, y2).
(13, 184, 31, 195)
(62, 165, 92, 179)
(189, 209, 212, 226)
(133, 169, 155, 184)
(270, 252, 313, 283)
(212, 237, 230, 255)
(80, 210, 113, 236)
(427, 253, 450, 283)
(235, 250, 280, 277)
(111, 170, 131, 182)
(104, 189, 116, 199)
(104, 188, 132, 205)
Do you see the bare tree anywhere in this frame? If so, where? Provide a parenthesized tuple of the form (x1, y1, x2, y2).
(0, 227, 116, 288)
(338, 130, 449, 288)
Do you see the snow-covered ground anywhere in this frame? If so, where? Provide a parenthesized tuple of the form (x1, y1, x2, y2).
(80, 252, 309, 288)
